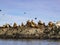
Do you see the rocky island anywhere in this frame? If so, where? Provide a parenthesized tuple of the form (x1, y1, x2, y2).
(0, 20, 60, 39)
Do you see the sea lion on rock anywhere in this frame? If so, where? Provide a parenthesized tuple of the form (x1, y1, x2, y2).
(48, 21, 54, 27)
(30, 20, 36, 28)
(38, 20, 43, 25)
(38, 20, 45, 29)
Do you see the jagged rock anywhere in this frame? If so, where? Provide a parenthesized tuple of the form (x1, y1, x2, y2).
(3, 24, 11, 28)
(21, 22, 24, 26)
(13, 22, 17, 28)
(26, 20, 31, 27)
(0, 20, 60, 39)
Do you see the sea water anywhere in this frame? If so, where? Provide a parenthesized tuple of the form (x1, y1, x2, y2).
(0, 39, 60, 45)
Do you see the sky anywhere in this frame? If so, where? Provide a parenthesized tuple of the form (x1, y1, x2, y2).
(0, 0, 60, 26)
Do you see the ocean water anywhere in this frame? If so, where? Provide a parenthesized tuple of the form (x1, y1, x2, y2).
(0, 39, 60, 45)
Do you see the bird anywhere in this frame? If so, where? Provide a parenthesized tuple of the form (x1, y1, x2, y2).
(35, 17, 37, 20)
(24, 12, 26, 14)
(0, 9, 2, 12)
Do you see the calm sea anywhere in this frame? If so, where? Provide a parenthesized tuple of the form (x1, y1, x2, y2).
(0, 39, 60, 45)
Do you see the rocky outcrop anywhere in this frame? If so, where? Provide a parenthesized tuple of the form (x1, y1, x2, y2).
(3, 24, 11, 28)
(0, 20, 60, 39)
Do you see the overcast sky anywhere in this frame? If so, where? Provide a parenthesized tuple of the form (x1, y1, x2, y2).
(0, 0, 60, 26)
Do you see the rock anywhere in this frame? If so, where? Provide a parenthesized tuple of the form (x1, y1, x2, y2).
(13, 22, 17, 28)
(3, 24, 11, 28)
(6, 30, 13, 36)
(56, 21, 60, 28)
(21, 22, 24, 26)
(26, 20, 31, 27)
(0, 29, 5, 35)
(20, 23, 25, 29)
(0, 20, 60, 39)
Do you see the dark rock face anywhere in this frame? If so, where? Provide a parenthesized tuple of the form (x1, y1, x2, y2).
(0, 20, 60, 39)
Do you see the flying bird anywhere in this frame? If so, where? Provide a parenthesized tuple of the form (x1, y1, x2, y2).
(35, 17, 37, 20)
(24, 12, 26, 14)
(0, 9, 2, 12)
